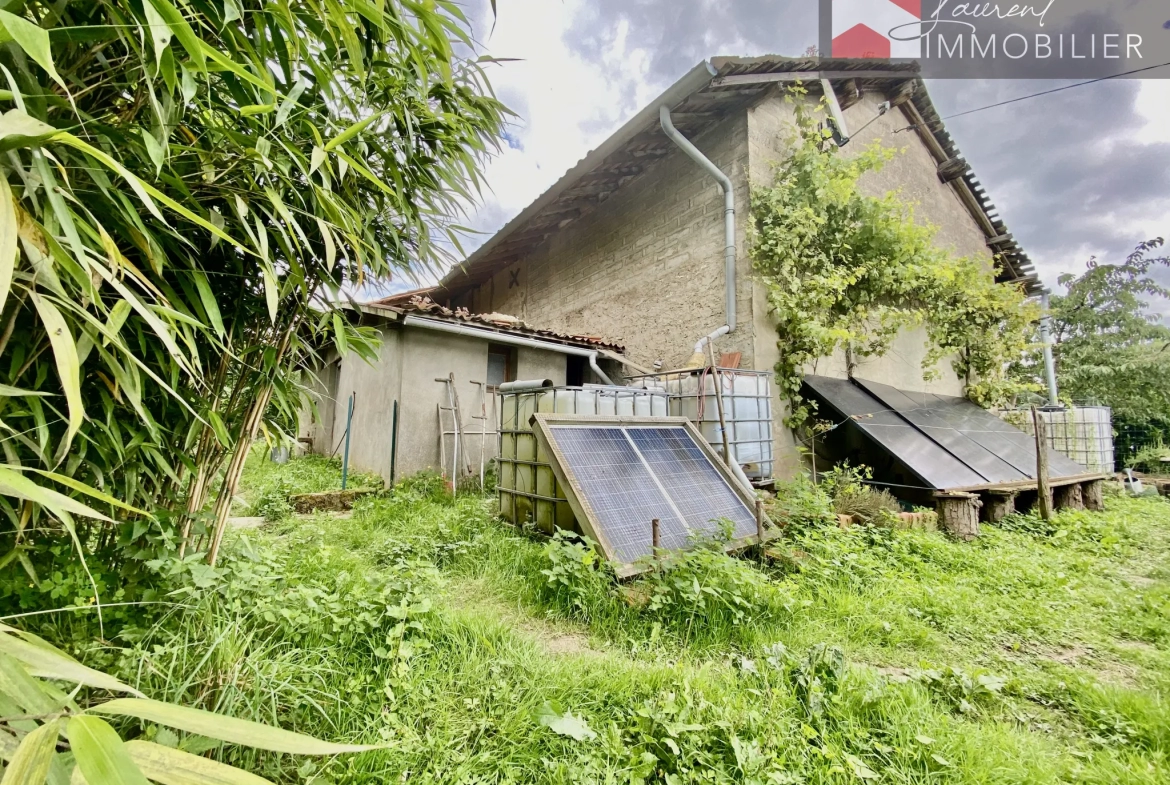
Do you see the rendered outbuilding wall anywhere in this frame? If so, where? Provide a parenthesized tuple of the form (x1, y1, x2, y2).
(300, 320, 570, 483)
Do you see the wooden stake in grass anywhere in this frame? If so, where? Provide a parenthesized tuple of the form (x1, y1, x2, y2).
(1032, 405, 1053, 522)
(651, 518, 661, 561)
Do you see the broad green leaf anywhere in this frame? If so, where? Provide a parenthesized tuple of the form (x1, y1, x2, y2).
(68, 716, 151, 785)
(0, 11, 65, 90)
(536, 703, 596, 741)
(140, 0, 172, 66)
(0, 384, 49, 398)
(332, 311, 348, 355)
(0, 174, 15, 313)
(222, 0, 243, 25)
(0, 108, 58, 150)
(0, 627, 142, 696)
(0, 719, 61, 785)
(140, 130, 165, 178)
(261, 264, 278, 324)
(324, 112, 382, 152)
(237, 104, 274, 116)
(207, 410, 230, 449)
(192, 271, 225, 337)
(309, 146, 326, 175)
(123, 741, 273, 785)
(20, 468, 148, 515)
(91, 699, 386, 755)
(273, 78, 308, 127)
(144, 0, 206, 72)
(0, 651, 61, 715)
(316, 218, 336, 269)
(28, 293, 83, 460)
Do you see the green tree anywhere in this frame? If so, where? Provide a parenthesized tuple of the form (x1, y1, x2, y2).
(1022, 239, 1170, 423)
(0, 0, 505, 604)
(750, 89, 1035, 426)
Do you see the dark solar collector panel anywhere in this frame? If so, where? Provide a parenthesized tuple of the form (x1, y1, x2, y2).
(854, 379, 1027, 485)
(802, 375, 987, 490)
(804, 375, 1092, 492)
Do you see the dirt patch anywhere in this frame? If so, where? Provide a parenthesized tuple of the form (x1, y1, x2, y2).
(228, 516, 267, 530)
(540, 631, 596, 656)
(1123, 574, 1157, 589)
(290, 488, 376, 513)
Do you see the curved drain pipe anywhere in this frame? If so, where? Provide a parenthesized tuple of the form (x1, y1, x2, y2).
(403, 315, 615, 386)
(659, 103, 736, 336)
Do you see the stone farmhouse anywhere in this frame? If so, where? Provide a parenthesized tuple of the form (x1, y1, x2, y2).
(393, 55, 1040, 477)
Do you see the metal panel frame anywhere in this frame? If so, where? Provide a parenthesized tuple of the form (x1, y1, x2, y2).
(530, 414, 772, 578)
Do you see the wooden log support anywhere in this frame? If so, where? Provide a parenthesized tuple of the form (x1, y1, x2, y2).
(1082, 480, 1105, 512)
(936, 492, 982, 541)
(1031, 407, 1054, 521)
(982, 490, 1018, 523)
(1054, 483, 1085, 512)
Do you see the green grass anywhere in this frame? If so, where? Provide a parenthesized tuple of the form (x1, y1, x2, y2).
(77, 459, 1170, 783)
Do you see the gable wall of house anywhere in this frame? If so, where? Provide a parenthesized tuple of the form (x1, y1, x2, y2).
(746, 89, 998, 475)
(453, 110, 757, 372)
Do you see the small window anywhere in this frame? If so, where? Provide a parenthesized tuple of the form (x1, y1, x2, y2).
(487, 344, 516, 388)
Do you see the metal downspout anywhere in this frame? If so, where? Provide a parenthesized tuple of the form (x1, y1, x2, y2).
(659, 104, 736, 333)
(1039, 291, 1060, 407)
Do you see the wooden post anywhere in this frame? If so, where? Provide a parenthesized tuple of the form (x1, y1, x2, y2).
(936, 492, 982, 541)
(651, 518, 661, 557)
(755, 499, 765, 552)
(1053, 482, 1084, 511)
(1082, 480, 1105, 512)
(983, 490, 1017, 523)
(1031, 406, 1053, 522)
(705, 341, 733, 469)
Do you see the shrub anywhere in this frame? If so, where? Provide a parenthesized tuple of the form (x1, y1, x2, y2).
(821, 463, 901, 525)
(540, 530, 614, 618)
(251, 481, 295, 522)
(642, 523, 790, 643)
(769, 474, 835, 528)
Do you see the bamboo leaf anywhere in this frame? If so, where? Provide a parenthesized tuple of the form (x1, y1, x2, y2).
(68, 716, 151, 785)
(192, 271, 225, 338)
(273, 78, 308, 127)
(0, 627, 142, 696)
(316, 218, 336, 269)
(140, 0, 173, 66)
(309, 146, 326, 175)
(0, 466, 112, 521)
(19, 469, 149, 515)
(0, 719, 61, 785)
(207, 410, 230, 449)
(324, 112, 382, 152)
(0, 11, 65, 90)
(122, 741, 273, 785)
(332, 311, 348, 355)
(91, 699, 386, 756)
(0, 174, 16, 314)
(261, 264, 278, 324)
(144, 0, 207, 72)
(237, 104, 274, 116)
(28, 293, 83, 461)
(0, 385, 49, 398)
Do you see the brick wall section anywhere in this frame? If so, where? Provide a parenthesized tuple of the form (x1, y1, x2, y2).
(460, 111, 756, 372)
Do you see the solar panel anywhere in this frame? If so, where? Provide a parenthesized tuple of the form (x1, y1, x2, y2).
(531, 416, 764, 574)
(804, 375, 1093, 492)
(802, 375, 986, 490)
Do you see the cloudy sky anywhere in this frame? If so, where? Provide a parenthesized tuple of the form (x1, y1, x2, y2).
(402, 0, 1170, 305)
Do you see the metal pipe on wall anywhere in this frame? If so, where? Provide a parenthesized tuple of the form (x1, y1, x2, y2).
(402, 315, 616, 386)
(659, 103, 736, 334)
(1039, 292, 1060, 407)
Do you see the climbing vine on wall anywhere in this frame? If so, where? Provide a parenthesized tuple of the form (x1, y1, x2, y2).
(749, 89, 1037, 427)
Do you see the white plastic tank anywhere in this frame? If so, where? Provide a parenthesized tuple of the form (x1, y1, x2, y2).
(630, 368, 774, 481)
(497, 385, 670, 531)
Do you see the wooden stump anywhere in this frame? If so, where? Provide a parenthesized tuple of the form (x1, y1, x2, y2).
(936, 493, 982, 541)
(982, 491, 1017, 523)
(1082, 480, 1105, 512)
(1053, 483, 1084, 512)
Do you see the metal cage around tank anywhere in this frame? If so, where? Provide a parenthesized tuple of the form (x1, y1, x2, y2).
(628, 368, 775, 482)
(496, 385, 670, 533)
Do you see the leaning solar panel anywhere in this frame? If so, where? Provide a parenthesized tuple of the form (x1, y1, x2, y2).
(549, 426, 683, 565)
(625, 427, 757, 542)
(535, 418, 762, 572)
